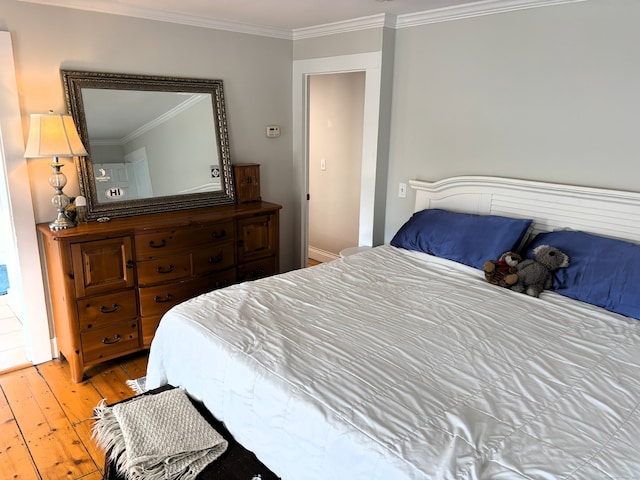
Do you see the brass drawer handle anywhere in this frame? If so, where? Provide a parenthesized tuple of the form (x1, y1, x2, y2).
(211, 229, 226, 239)
(149, 239, 167, 248)
(102, 334, 121, 345)
(153, 293, 173, 303)
(208, 253, 224, 264)
(99, 304, 119, 314)
(156, 264, 175, 274)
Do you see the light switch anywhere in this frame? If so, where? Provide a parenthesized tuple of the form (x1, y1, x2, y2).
(320, 158, 326, 171)
(399, 182, 407, 198)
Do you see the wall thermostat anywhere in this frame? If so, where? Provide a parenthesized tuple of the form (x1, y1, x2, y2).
(266, 125, 281, 138)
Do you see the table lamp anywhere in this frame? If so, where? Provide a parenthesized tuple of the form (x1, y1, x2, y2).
(24, 110, 88, 230)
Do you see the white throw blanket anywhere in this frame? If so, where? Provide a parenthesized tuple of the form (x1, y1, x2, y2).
(93, 388, 228, 480)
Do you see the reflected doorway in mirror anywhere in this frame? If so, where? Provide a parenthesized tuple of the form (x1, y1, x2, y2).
(61, 70, 236, 219)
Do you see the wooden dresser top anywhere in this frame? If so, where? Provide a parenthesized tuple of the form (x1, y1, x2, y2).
(37, 201, 282, 241)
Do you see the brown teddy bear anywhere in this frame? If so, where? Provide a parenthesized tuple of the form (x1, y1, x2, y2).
(483, 251, 522, 288)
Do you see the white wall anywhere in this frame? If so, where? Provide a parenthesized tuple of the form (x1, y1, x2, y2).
(308, 72, 364, 258)
(0, 0, 295, 272)
(385, 0, 640, 239)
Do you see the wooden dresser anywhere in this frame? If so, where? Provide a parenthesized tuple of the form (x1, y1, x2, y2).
(37, 202, 281, 382)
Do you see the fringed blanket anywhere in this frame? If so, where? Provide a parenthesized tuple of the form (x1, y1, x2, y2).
(93, 388, 228, 480)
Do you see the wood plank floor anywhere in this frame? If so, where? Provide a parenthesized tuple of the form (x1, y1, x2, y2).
(0, 350, 149, 480)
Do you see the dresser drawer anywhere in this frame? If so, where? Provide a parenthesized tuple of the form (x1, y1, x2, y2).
(140, 314, 162, 348)
(71, 236, 135, 298)
(193, 242, 235, 275)
(137, 253, 192, 285)
(77, 290, 138, 332)
(80, 320, 139, 363)
(237, 257, 277, 282)
(236, 214, 277, 264)
(139, 272, 236, 317)
(135, 221, 235, 260)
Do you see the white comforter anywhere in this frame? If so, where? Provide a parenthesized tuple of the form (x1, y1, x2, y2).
(146, 246, 640, 479)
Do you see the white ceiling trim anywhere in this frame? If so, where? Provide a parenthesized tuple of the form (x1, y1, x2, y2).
(292, 13, 394, 41)
(395, 0, 589, 28)
(18, 0, 589, 40)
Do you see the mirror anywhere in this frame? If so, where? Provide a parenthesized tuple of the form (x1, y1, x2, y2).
(61, 70, 235, 220)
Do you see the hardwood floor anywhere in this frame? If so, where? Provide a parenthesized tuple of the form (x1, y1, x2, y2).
(0, 350, 149, 479)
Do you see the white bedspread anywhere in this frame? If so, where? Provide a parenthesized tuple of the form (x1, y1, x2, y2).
(146, 245, 640, 479)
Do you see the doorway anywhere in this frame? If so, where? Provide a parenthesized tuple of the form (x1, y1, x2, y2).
(307, 72, 365, 263)
(292, 52, 384, 269)
(0, 204, 28, 370)
(0, 31, 52, 369)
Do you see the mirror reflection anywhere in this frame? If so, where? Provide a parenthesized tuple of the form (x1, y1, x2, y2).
(82, 89, 221, 202)
(62, 70, 235, 220)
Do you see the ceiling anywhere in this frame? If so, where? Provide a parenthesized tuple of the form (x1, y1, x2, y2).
(18, 0, 571, 38)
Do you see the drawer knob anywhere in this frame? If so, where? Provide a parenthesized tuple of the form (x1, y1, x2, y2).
(99, 304, 119, 314)
(153, 293, 173, 303)
(102, 334, 121, 345)
(156, 264, 175, 274)
(250, 269, 265, 278)
(149, 239, 167, 248)
(212, 229, 226, 239)
(208, 253, 224, 264)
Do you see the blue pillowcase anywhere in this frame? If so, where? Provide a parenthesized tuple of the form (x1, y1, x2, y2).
(524, 230, 640, 320)
(390, 209, 532, 270)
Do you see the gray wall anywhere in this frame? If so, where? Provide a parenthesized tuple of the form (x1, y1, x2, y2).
(294, 28, 383, 60)
(384, 0, 640, 239)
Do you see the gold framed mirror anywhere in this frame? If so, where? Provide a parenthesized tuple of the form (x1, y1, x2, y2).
(62, 70, 235, 220)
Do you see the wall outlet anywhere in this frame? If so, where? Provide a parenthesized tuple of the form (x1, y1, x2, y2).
(399, 182, 407, 198)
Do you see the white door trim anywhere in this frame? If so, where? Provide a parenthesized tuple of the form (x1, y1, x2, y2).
(292, 52, 382, 268)
(0, 31, 53, 364)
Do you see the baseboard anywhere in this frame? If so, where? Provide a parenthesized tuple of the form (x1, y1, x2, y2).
(308, 246, 339, 263)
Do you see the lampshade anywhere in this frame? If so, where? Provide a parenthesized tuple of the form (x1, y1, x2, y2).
(24, 111, 88, 158)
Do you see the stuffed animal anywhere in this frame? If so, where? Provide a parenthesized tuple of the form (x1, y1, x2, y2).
(483, 251, 522, 288)
(511, 245, 569, 297)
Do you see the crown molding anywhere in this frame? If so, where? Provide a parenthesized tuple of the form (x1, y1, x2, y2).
(396, 0, 588, 28)
(292, 13, 394, 41)
(18, 0, 588, 40)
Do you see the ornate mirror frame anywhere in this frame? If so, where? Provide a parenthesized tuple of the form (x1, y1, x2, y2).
(61, 69, 235, 220)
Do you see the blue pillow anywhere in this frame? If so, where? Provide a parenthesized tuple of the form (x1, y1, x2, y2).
(525, 230, 640, 320)
(390, 209, 532, 270)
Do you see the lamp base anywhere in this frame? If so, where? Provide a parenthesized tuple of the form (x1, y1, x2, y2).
(49, 213, 76, 230)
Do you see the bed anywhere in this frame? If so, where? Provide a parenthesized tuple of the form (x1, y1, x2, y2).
(146, 176, 640, 479)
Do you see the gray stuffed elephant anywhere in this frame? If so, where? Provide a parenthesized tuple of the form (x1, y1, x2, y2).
(511, 245, 569, 297)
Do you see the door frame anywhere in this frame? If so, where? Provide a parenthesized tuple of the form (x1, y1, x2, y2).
(0, 31, 53, 365)
(292, 52, 382, 268)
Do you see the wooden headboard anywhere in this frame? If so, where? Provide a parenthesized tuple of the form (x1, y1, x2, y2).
(410, 176, 640, 244)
